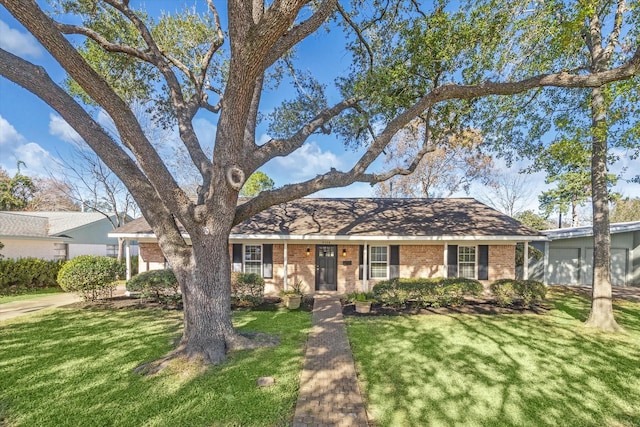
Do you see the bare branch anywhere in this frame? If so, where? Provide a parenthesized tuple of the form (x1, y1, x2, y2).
(337, 3, 374, 71)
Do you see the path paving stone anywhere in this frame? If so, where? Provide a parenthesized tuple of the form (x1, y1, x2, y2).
(293, 294, 369, 426)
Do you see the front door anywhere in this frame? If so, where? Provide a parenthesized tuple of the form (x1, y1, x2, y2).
(315, 245, 337, 291)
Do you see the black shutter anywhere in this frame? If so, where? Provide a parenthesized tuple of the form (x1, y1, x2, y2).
(478, 245, 489, 280)
(263, 244, 273, 278)
(232, 244, 243, 272)
(389, 245, 400, 279)
(447, 245, 458, 277)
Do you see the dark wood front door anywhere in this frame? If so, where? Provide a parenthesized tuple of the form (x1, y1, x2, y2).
(315, 245, 337, 291)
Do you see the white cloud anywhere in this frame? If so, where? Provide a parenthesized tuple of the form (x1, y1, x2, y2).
(0, 20, 42, 58)
(193, 118, 217, 147)
(0, 115, 53, 176)
(0, 115, 24, 146)
(48, 113, 82, 144)
(272, 141, 343, 179)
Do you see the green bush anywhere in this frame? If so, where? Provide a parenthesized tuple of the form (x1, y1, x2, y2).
(231, 272, 265, 307)
(372, 277, 483, 308)
(490, 279, 546, 307)
(126, 269, 180, 305)
(345, 291, 376, 303)
(57, 256, 124, 301)
(0, 258, 64, 295)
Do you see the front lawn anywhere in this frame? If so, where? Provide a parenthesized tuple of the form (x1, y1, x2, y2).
(0, 307, 310, 426)
(347, 288, 640, 426)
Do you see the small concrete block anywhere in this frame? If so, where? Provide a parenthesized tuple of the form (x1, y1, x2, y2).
(256, 376, 275, 387)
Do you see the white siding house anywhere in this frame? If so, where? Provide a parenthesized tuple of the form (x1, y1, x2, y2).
(0, 211, 138, 260)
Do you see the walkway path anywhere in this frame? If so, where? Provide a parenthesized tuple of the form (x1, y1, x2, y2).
(293, 294, 369, 427)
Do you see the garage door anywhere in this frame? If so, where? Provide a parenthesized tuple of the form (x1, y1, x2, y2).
(584, 248, 628, 286)
(548, 248, 580, 285)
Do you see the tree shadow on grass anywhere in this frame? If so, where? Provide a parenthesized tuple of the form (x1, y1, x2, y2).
(347, 290, 640, 426)
(0, 308, 311, 426)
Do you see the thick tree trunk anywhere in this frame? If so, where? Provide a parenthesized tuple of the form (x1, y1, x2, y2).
(584, 85, 621, 332)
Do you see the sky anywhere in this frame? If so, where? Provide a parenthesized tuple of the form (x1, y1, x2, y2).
(0, 2, 638, 222)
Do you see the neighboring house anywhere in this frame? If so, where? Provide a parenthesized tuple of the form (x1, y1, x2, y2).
(0, 211, 138, 260)
(529, 221, 640, 287)
(110, 198, 544, 295)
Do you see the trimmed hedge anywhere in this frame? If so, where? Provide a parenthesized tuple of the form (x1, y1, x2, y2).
(57, 255, 124, 301)
(126, 269, 180, 305)
(372, 277, 483, 308)
(0, 258, 64, 295)
(490, 279, 546, 307)
(231, 272, 265, 307)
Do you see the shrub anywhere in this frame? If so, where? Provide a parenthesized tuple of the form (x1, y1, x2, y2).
(490, 279, 546, 307)
(126, 269, 180, 305)
(344, 291, 376, 303)
(372, 277, 483, 308)
(0, 258, 65, 295)
(57, 255, 124, 301)
(231, 272, 265, 307)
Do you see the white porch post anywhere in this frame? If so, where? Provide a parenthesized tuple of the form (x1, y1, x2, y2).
(283, 242, 288, 292)
(125, 239, 131, 280)
(444, 244, 448, 278)
(523, 241, 529, 280)
(363, 243, 368, 292)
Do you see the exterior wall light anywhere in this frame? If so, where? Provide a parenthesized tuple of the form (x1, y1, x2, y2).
(342, 248, 347, 257)
(306, 247, 311, 256)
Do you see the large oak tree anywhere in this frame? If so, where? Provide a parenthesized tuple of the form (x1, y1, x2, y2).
(0, 0, 638, 365)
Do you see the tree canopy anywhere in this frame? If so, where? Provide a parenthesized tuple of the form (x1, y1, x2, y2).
(1, 0, 638, 364)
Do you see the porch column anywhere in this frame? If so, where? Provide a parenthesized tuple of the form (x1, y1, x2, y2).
(523, 241, 529, 280)
(125, 239, 131, 280)
(444, 244, 448, 278)
(363, 243, 368, 292)
(283, 242, 288, 292)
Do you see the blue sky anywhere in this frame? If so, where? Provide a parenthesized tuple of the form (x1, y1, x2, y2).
(0, 2, 638, 220)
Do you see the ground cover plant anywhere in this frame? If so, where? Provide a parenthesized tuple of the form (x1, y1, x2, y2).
(0, 307, 310, 426)
(346, 288, 640, 426)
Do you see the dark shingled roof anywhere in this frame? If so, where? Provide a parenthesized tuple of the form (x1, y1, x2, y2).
(112, 198, 541, 238)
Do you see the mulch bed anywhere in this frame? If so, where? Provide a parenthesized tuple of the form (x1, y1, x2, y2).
(65, 295, 314, 312)
(341, 298, 551, 317)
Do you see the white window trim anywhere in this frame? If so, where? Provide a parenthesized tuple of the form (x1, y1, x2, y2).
(458, 245, 477, 279)
(243, 243, 263, 276)
(369, 245, 389, 280)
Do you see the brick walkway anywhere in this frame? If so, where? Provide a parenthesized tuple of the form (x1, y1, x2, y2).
(293, 294, 368, 427)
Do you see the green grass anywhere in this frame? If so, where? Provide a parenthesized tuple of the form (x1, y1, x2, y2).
(0, 287, 63, 304)
(346, 289, 640, 427)
(0, 307, 311, 426)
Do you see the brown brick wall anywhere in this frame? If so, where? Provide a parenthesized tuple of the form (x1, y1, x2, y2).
(489, 245, 516, 281)
(138, 242, 165, 273)
(399, 245, 445, 278)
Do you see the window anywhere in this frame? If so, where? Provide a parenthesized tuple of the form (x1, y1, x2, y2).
(370, 246, 388, 279)
(244, 245, 262, 275)
(458, 246, 476, 279)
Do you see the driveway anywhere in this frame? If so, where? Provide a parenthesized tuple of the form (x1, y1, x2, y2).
(0, 285, 127, 322)
(568, 285, 640, 303)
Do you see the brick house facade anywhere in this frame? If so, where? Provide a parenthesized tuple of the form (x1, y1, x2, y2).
(114, 198, 542, 294)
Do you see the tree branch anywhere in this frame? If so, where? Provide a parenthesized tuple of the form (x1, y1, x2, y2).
(603, 0, 626, 61)
(263, 0, 337, 69)
(253, 97, 360, 166)
(236, 48, 640, 223)
(0, 47, 190, 258)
